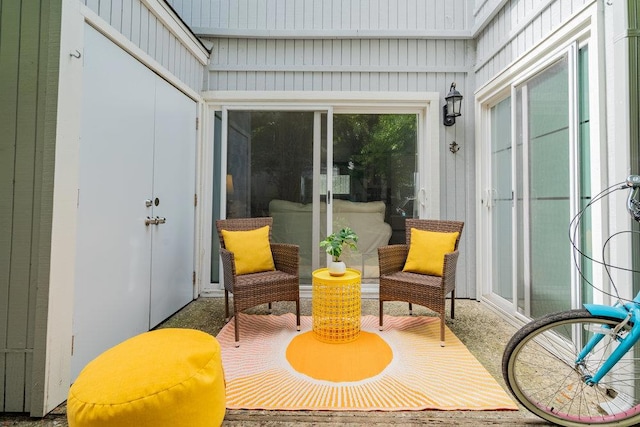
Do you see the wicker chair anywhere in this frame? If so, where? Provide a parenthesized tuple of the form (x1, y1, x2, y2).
(378, 219, 464, 346)
(216, 217, 300, 346)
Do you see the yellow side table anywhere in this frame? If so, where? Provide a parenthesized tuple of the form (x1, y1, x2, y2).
(312, 268, 362, 343)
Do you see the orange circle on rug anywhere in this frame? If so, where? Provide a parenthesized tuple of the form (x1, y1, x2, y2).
(286, 331, 393, 382)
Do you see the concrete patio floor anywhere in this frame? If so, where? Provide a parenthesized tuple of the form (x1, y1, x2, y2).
(0, 297, 552, 426)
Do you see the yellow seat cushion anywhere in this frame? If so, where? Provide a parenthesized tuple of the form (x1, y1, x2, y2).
(67, 328, 226, 427)
(402, 228, 459, 276)
(221, 225, 275, 275)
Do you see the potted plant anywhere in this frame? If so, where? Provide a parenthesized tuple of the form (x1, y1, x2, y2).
(320, 227, 358, 276)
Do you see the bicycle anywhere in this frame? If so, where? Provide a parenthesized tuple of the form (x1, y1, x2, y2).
(502, 175, 640, 426)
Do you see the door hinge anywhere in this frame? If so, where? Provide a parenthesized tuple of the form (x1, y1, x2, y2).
(71, 335, 75, 356)
(192, 271, 196, 285)
(196, 117, 199, 130)
(194, 193, 198, 207)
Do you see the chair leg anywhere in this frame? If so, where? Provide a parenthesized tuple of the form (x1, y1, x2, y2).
(450, 289, 455, 319)
(224, 290, 230, 322)
(234, 313, 240, 347)
(439, 313, 445, 347)
(268, 302, 272, 313)
(379, 300, 384, 331)
(296, 299, 301, 331)
(408, 302, 413, 315)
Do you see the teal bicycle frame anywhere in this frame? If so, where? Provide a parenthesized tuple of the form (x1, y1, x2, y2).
(576, 175, 640, 385)
(580, 300, 640, 385)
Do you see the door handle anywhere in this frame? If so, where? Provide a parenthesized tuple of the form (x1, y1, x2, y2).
(418, 188, 427, 206)
(145, 216, 166, 226)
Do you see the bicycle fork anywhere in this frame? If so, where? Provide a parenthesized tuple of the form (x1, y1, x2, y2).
(577, 304, 640, 385)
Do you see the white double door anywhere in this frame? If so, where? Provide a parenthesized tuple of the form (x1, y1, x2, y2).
(72, 25, 196, 379)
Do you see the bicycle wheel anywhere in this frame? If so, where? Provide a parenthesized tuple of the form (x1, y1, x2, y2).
(503, 309, 640, 426)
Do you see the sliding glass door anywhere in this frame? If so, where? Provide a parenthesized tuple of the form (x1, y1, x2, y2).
(214, 109, 419, 282)
(484, 46, 591, 319)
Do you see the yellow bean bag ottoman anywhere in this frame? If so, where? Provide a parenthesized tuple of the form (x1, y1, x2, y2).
(67, 328, 225, 427)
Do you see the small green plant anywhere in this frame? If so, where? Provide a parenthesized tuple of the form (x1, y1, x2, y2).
(319, 227, 358, 261)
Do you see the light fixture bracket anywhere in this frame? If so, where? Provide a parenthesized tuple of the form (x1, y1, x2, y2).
(443, 105, 456, 126)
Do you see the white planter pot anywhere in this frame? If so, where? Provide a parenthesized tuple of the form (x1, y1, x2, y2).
(328, 260, 347, 276)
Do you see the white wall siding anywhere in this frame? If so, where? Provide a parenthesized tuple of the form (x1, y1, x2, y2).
(168, 0, 469, 37)
(206, 37, 469, 90)
(81, 0, 206, 91)
(474, 0, 592, 87)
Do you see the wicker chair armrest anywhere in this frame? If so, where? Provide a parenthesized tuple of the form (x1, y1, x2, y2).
(442, 250, 460, 292)
(270, 243, 299, 276)
(219, 248, 236, 290)
(377, 244, 409, 275)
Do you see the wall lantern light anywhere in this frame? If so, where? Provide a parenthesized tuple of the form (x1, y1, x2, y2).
(443, 82, 463, 126)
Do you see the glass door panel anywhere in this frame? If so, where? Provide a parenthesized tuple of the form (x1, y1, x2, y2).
(490, 98, 513, 301)
(225, 110, 321, 281)
(331, 114, 418, 279)
(517, 58, 571, 318)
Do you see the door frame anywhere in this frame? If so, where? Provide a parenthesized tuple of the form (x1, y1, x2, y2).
(200, 91, 441, 294)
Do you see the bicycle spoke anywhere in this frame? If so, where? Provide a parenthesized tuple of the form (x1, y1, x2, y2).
(503, 310, 640, 426)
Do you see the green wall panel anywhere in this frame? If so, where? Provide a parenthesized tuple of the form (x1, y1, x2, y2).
(0, 0, 61, 414)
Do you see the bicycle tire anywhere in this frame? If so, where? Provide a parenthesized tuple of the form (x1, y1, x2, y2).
(502, 308, 640, 426)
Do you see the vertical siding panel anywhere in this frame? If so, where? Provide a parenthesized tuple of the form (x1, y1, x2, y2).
(246, 39, 256, 67)
(351, 39, 360, 67)
(0, 1, 20, 294)
(86, 0, 99, 12)
(3, 0, 41, 411)
(378, 0, 388, 29)
(214, 0, 223, 29)
(349, 0, 358, 29)
(0, 2, 21, 411)
(9, 0, 38, 356)
(540, 7, 551, 40)
(200, 0, 210, 28)
(367, 0, 378, 30)
(0, 354, 4, 411)
(235, 0, 246, 28)
(139, 5, 149, 53)
(147, 14, 157, 60)
(341, 39, 351, 67)
(5, 355, 26, 410)
(111, 0, 123, 33)
(560, 0, 572, 20)
(416, 0, 426, 30)
(312, 0, 322, 29)
(130, 1, 140, 46)
(181, 0, 192, 26)
(252, 71, 263, 90)
(228, 38, 238, 68)
(99, 0, 112, 22)
(360, 39, 370, 67)
(219, 0, 229, 28)
(550, 0, 561, 30)
(158, 20, 167, 67)
(302, 0, 312, 28)
(453, 0, 464, 31)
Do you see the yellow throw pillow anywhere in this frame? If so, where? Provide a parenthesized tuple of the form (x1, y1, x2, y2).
(221, 225, 275, 275)
(402, 228, 459, 276)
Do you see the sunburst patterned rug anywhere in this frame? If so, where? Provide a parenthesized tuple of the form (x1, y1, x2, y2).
(216, 313, 517, 411)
